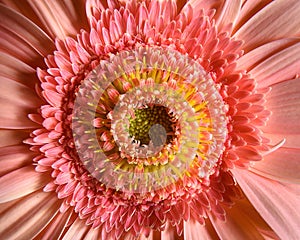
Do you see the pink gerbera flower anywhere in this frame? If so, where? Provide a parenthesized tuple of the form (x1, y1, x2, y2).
(0, 0, 300, 239)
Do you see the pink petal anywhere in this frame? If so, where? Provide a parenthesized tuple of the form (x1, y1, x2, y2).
(264, 133, 300, 149)
(234, 0, 300, 52)
(236, 38, 300, 72)
(0, 145, 35, 176)
(184, 219, 219, 239)
(250, 148, 300, 184)
(0, 52, 38, 89)
(215, 0, 242, 32)
(0, 166, 50, 203)
(249, 43, 300, 88)
(0, 191, 61, 239)
(37, 208, 73, 240)
(0, 4, 54, 57)
(61, 218, 90, 240)
(210, 197, 278, 239)
(232, 169, 300, 239)
(262, 78, 300, 134)
(83, 227, 100, 240)
(27, 0, 87, 39)
(0, 129, 30, 148)
(234, 0, 274, 32)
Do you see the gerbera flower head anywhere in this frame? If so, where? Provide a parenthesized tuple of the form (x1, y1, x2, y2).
(0, 0, 300, 239)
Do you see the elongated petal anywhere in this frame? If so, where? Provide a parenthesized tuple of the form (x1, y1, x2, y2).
(0, 52, 38, 88)
(264, 133, 300, 149)
(0, 4, 54, 58)
(215, 0, 242, 32)
(262, 78, 300, 134)
(0, 191, 61, 240)
(0, 145, 35, 176)
(236, 38, 300, 72)
(233, 169, 300, 239)
(234, 0, 300, 52)
(61, 218, 90, 240)
(26, 0, 88, 39)
(0, 130, 30, 147)
(250, 148, 300, 184)
(184, 219, 219, 240)
(37, 208, 73, 240)
(0, 166, 50, 203)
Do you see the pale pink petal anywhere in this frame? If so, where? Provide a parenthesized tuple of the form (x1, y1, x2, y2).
(0, 52, 38, 88)
(187, 0, 224, 14)
(249, 43, 300, 88)
(264, 133, 300, 149)
(234, 0, 273, 32)
(0, 4, 54, 57)
(0, 129, 30, 147)
(250, 148, 300, 184)
(26, 0, 88, 40)
(184, 219, 219, 240)
(0, 145, 35, 176)
(232, 169, 300, 239)
(0, 198, 20, 215)
(0, 191, 61, 239)
(215, 0, 242, 32)
(0, 166, 50, 203)
(262, 78, 300, 134)
(37, 208, 73, 240)
(83, 227, 100, 240)
(236, 38, 300, 72)
(161, 223, 182, 240)
(234, 0, 300, 52)
(61, 217, 90, 240)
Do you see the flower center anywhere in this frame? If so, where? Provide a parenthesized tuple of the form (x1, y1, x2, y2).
(128, 105, 174, 146)
(72, 46, 228, 193)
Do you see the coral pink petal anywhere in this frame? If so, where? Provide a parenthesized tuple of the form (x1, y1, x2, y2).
(264, 133, 300, 149)
(0, 191, 61, 240)
(250, 148, 300, 184)
(27, 0, 88, 40)
(37, 208, 73, 240)
(236, 38, 300, 72)
(215, 0, 242, 32)
(184, 219, 219, 240)
(0, 52, 38, 88)
(187, 0, 223, 14)
(61, 218, 90, 240)
(0, 4, 54, 57)
(0, 130, 30, 147)
(83, 227, 100, 240)
(0, 145, 35, 176)
(0, 76, 41, 129)
(262, 78, 300, 134)
(232, 169, 300, 240)
(0, 166, 50, 203)
(234, 0, 273, 32)
(234, 0, 300, 52)
(249, 43, 300, 88)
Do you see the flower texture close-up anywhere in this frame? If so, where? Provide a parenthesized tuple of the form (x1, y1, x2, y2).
(0, 0, 300, 239)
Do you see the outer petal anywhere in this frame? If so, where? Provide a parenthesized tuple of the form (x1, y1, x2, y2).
(61, 218, 90, 240)
(184, 219, 219, 240)
(0, 4, 54, 59)
(0, 145, 35, 176)
(236, 38, 300, 72)
(250, 148, 300, 184)
(0, 130, 31, 147)
(1, 0, 88, 40)
(233, 169, 300, 240)
(262, 78, 300, 134)
(249, 43, 300, 88)
(0, 166, 50, 203)
(234, 0, 300, 52)
(0, 191, 61, 240)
